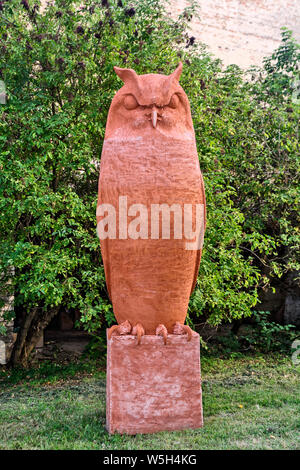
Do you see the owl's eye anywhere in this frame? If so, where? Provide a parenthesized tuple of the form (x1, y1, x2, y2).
(168, 93, 179, 109)
(123, 94, 139, 110)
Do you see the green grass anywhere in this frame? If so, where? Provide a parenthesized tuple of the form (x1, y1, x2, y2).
(0, 354, 299, 450)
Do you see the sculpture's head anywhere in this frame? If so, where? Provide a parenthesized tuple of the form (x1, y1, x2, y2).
(105, 62, 194, 139)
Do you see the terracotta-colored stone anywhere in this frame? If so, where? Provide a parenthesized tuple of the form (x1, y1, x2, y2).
(97, 63, 206, 337)
(106, 331, 203, 434)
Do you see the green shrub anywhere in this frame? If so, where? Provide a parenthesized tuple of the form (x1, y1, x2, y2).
(239, 311, 296, 353)
(0, 0, 299, 365)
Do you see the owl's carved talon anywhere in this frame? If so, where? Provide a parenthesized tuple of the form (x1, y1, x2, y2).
(132, 323, 145, 345)
(173, 322, 193, 341)
(156, 324, 168, 345)
(107, 320, 132, 339)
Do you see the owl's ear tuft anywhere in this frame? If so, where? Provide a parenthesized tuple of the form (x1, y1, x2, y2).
(169, 62, 183, 82)
(113, 66, 138, 84)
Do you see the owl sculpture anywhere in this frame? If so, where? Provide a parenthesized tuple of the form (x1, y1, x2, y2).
(97, 62, 206, 344)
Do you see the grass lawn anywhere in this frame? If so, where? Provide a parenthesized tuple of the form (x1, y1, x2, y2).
(0, 353, 299, 450)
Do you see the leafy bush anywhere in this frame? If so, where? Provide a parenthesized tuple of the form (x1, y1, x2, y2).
(0, 0, 299, 365)
(239, 311, 296, 353)
(187, 29, 300, 325)
(211, 311, 297, 356)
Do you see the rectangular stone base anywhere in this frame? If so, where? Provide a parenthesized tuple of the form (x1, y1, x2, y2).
(106, 331, 203, 434)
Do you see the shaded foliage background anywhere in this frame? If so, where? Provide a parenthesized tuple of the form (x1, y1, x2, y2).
(0, 0, 299, 365)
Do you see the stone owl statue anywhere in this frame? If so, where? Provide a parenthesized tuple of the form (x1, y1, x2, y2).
(97, 62, 206, 344)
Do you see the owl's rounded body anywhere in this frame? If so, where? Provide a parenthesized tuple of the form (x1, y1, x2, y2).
(97, 63, 206, 339)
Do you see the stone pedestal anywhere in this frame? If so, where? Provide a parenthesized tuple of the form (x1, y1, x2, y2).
(106, 332, 203, 434)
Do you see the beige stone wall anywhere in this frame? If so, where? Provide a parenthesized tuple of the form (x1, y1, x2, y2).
(172, 0, 300, 67)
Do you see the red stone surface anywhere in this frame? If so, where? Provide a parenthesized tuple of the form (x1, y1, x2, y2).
(97, 63, 206, 335)
(106, 331, 203, 434)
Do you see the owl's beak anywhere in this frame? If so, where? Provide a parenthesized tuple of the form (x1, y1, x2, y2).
(151, 109, 157, 129)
